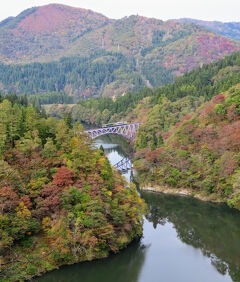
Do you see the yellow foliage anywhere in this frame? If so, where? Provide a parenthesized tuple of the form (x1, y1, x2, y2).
(42, 217, 51, 232)
(71, 137, 79, 149)
(28, 177, 48, 190)
(98, 157, 105, 166)
(16, 202, 31, 219)
(201, 144, 209, 150)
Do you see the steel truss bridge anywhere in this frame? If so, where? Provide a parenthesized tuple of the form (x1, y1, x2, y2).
(85, 123, 141, 140)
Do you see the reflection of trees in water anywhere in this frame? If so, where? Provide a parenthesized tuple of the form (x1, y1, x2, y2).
(104, 146, 127, 160)
(96, 135, 134, 159)
(35, 240, 148, 282)
(141, 191, 240, 282)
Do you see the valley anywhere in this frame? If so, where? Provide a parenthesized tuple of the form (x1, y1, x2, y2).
(0, 4, 239, 98)
(1, 3, 240, 282)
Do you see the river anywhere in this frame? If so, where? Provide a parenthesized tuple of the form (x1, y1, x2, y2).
(35, 135, 240, 282)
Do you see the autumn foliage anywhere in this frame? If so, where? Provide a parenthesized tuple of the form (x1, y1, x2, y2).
(134, 86, 240, 210)
(0, 102, 145, 281)
(52, 167, 75, 187)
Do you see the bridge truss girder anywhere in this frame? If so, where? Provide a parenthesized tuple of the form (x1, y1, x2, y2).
(85, 123, 141, 140)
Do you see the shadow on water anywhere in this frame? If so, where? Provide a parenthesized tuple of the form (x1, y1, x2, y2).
(34, 189, 240, 282)
(140, 191, 240, 282)
(34, 240, 148, 282)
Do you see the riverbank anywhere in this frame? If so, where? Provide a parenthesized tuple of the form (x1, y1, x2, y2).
(34, 135, 240, 282)
(139, 184, 225, 204)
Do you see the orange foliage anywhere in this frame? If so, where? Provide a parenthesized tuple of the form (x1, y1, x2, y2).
(174, 114, 192, 129)
(212, 93, 225, 105)
(52, 167, 75, 187)
(146, 147, 165, 163)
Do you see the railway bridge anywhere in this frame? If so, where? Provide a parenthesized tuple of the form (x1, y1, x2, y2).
(85, 122, 141, 140)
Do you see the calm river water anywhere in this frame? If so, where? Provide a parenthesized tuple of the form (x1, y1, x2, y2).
(35, 135, 240, 282)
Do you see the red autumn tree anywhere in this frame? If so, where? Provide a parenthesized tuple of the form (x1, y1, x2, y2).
(0, 186, 19, 212)
(212, 93, 225, 105)
(52, 166, 75, 187)
(34, 184, 62, 218)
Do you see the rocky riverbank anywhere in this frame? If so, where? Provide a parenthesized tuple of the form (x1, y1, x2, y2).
(139, 184, 225, 204)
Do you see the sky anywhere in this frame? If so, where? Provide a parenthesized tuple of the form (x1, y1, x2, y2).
(0, 0, 240, 22)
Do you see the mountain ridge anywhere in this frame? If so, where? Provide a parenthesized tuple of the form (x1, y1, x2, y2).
(177, 18, 240, 40)
(0, 4, 239, 64)
(0, 4, 239, 98)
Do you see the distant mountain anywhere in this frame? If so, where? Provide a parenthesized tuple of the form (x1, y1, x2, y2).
(177, 18, 240, 41)
(0, 4, 110, 63)
(0, 4, 239, 98)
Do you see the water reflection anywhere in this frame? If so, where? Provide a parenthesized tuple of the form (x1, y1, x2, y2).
(95, 135, 133, 158)
(95, 135, 134, 181)
(34, 240, 148, 282)
(141, 191, 240, 282)
(34, 135, 240, 282)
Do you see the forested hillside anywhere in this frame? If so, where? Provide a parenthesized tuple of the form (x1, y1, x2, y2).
(46, 50, 240, 210)
(178, 19, 240, 41)
(51, 52, 240, 125)
(134, 86, 240, 210)
(0, 51, 144, 98)
(0, 4, 110, 63)
(125, 52, 240, 210)
(0, 98, 145, 281)
(0, 4, 239, 98)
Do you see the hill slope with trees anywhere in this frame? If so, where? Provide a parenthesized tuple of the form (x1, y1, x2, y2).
(134, 86, 240, 210)
(128, 52, 240, 210)
(0, 51, 144, 98)
(0, 4, 239, 98)
(0, 98, 145, 281)
(51, 51, 240, 125)
(53, 50, 240, 210)
(177, 19, 240, 41)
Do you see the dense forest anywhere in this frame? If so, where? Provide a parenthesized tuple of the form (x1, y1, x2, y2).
(133, 51, 240, 146)
(47, 87, 153, 125)
(46, 50, 240, 211)
(47, 51, 240, 126)
(128, 51, 240, 210)
(0, 98, 145, 281)
(28, 92, 74, 105)
(0, 4, 239, 99)
(1, 4, 240, 281)
(135, 86, 240, 210)
(0, 51, 145, 98)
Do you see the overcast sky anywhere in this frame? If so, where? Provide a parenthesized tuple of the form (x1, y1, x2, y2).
(0, 0, 239, 22)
